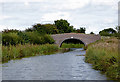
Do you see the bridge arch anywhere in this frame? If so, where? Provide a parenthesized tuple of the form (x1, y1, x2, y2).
(60, 38, 86, 47)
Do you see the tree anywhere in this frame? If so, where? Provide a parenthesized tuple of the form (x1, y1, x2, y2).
(54, 19, 74, 33)
(25, 28, 33, 32)
(32, 24, 46, 34)
(90, 32, 94, 34)
(43, 24, 59, 34)
(99, 28, 117, 36)
(25, 23, 59, 34)
(76, 27, 86, 33)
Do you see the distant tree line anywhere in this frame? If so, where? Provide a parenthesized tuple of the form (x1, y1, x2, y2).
(25, 19, 86, 34)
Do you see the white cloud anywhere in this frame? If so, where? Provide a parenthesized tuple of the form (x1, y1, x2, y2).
(0, 15, 12, 20)
(0, 0, 44, 3)
(24, 1, 30, 6)
(0, 25, 7, 31)
(86, 26, 99, 34)
(92, 0, 119, 5)
(0, 0, 90, 10)
(61, 0, 90, 10)
(104, 18, 115, 24)
(0, 0, 118, 33)
(92, 0, 119, 11)
(42, 12, 70, 22)
(41, 0, 90, 10)
(0, 24, 29, 31)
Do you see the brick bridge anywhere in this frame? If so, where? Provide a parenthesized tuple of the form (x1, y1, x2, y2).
(51, 33, 101, 47)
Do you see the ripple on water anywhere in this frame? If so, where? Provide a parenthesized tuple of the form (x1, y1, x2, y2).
(2, 48, 107, 80)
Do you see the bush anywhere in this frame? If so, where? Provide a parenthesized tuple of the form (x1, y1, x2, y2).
(25, 32, 44, 44)
(2, 32, 55, 46)
(2, 33, 22, 46)
(99, 31, 112, 36)
(43, 34, 55, 44)
(25, 32, 55, 44)
(17, 32, 30, 44)
(99, 28, 117, 36)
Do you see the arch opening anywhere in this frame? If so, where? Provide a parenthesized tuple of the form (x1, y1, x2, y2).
(60, 38, 85, 48)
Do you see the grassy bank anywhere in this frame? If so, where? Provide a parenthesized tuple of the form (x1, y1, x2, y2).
(2, 44, 60, 63)
(0, 44, 1, 63)
(85, 37, 120, 80)
(61, 43, 84, 48)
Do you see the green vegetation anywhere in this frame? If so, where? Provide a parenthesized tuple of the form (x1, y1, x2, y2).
(90, 32, 94, 34)
(26, 24, 59, 34)
(2, 44, 59, 63)
(61, 43, 84, 48)
(54, 19, 75, 33)
(2, 30, 57, 63)
(76, 27, 86, 34)
(2, 19, 119, 74)
(3, 19, 85, 63)
(85, 37, 120, 79)
(25, 19, 86, 34)
(99, 28, 117, 36)
(0, 43, 1, 63)
(0, 32, 2, 44)
(115, 26, 120, 38)
(2, 31, 54, 46)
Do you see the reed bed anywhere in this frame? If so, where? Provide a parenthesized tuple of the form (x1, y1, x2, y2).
(2, 44, 59, 63)
(85, 37, 120, 79)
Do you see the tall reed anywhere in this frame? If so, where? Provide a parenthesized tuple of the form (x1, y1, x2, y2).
(85, 37, 120, 79)
(2, 44, 59, 63)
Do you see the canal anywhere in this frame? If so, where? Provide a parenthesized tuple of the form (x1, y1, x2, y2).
(2, 48, 107, 80)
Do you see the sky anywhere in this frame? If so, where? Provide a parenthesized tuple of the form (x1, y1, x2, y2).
(0, 0, 119, 34)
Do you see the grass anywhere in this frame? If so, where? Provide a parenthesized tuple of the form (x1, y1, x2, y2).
(61, 43, 84, 48)
(0, 44, 1, 64)
(2, 44, 60, 63)
(85, 37, 120, 80)
(0, 32, 2, 63)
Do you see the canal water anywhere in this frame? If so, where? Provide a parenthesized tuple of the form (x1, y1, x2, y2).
(2, 48, 107, 80)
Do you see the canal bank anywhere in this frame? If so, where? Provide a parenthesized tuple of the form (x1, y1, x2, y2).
(2, 48, 107, 80)
(85, 37, 120, 80)
(2, 44, 70, 63)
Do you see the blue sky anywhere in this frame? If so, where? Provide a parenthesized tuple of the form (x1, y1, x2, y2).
(0, 0, 119, 34)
